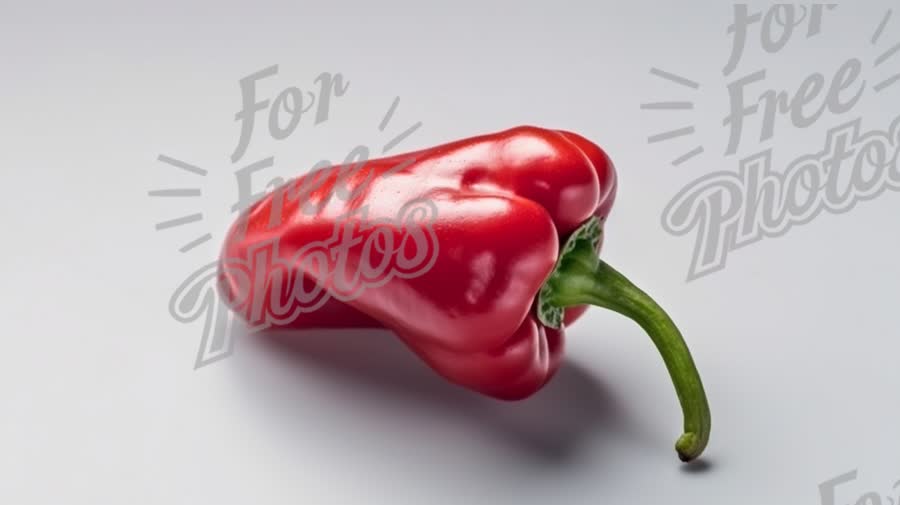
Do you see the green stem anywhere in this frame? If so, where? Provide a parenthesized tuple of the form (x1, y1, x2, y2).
(538, 218, 711, 462)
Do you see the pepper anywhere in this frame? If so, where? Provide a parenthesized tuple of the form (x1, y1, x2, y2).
(218, 126, 711, 462)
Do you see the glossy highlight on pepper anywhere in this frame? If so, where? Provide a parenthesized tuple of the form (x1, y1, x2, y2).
(218, 126, 711, 462)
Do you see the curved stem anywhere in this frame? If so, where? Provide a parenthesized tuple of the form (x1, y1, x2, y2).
(538, 218, 711, 462)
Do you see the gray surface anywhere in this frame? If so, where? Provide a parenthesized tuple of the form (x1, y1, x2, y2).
(2, 1, 899, 504)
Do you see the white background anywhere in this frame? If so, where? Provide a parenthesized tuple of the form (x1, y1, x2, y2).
(2, 1, 899, 504)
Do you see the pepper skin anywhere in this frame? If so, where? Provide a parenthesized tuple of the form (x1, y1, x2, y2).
(218, 126, 711, 462)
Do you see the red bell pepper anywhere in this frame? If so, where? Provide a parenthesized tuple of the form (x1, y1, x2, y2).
(218, 126, 711, 462)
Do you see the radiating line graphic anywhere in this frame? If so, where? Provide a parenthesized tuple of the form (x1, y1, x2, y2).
(377, 96, 423, 155)
(148, 189, 202, 197)
(648, 126, 695, 144)
(383, 122, 423, 153)
(872, 10, 893, 45)
(672, 146, 705, 167)
(179, 233, 213, 253)
(875, 41, 900, 67)
(643, 68, 704, 167)
(151, 157, 211, 254)
(872, 10, 899, 94)
(157, 155, 208, 177)
(640, 101, 694, 110)
(650, 68, 701, 89)
(379, 96, 400, 131)
(874, 74, 900, 93)
(155, 213, 204, 230)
